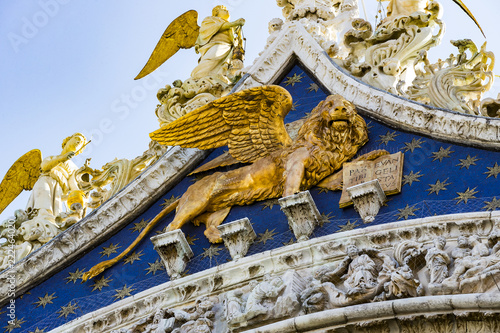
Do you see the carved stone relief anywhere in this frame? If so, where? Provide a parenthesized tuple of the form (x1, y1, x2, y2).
(406, 40, 495, 115)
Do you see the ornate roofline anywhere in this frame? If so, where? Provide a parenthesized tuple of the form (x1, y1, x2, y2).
(3, 18, 500, 315)
(0, 147, 209, 305)
(239, 22, 500, 149)
(51, 210, 500, 332)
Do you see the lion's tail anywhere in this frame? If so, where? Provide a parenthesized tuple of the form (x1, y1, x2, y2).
(82, 199, 180, 282)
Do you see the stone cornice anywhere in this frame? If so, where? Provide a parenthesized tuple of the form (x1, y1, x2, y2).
(239, 22, 500, 149)
(248, 293, 500, 333)
(0, 147, 209, 306)
(51, 210, 500, 332)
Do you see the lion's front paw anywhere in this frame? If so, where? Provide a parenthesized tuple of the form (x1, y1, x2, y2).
(204, 226, 222, 244)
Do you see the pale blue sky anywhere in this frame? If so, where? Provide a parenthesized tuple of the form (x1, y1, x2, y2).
(0, 0, 497, 221)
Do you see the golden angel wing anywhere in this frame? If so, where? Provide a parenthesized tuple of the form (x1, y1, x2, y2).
(451, 0, 485, 37)
(0, 149, 42, 215)
(150, 85, 294, 163)
(135, 10, 200, 80)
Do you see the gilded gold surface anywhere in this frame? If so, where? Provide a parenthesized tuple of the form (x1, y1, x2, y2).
(151, 85, 294, 164)
(0, 149, 42, 215)
(157, 90, 368, 241)
(85, 89, 369, 280)
(451, 0, 485, 37)
(134, 10, 200, 80)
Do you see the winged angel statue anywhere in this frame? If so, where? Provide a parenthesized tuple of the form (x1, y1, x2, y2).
(135, 5, 245, 83)
(0, 133, 88, 268)
(84, 86, 389, 280)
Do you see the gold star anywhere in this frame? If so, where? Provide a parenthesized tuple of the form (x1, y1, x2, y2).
(403, 170, 424, 186)
(161, 195, 179, 208)
(316, 187, 330, 194)
(145, 259, 164, 275)
(186, 234, 199, 246)
(485, 162, 500, 179)
(123, 251, 144, 265)
(318, 212, 335, 227)
(57, 301, 79, 319)
(457, 155, 479, 169)
(29, 328, 47, 333)
(257, 229, 278, 244)
(427, 178, 451, 195)
(377, 131, 399, 145)
(3, 317, 26, 333)
(261, 198, 279, 210)
(33, 292, 57, 308)
(201, 245, 222, 259)
(455, 187, 478, 204)
(91, 275, 113, 292)
(366, 121, 375, 130)
(432, 146, 454, 162)
(282, 238, 295, 246)
(65, 268, 85, 284)
(155, 225, 169, 235)
(284, 73, 304, 86)
(291, 101, 300, 112)
(336, 220, 359, 232)
(401, 138, 424, 153)
(100, 243, 121, 257)
(129, 219, 149, 233)
(483, 197, 500, 211)
(396, 204, 419, 220)
(307, 83, 319, 93)
(113, 285, 135, 301)
(19, 291, 31, 300)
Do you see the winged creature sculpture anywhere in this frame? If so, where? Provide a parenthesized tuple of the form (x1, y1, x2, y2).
(0, 133, 88, 243)
(83, 85, 385, 281)
(135, 5, 245, 82)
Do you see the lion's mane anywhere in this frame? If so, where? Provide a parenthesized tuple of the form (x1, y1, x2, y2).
(280, 98, 369, 191)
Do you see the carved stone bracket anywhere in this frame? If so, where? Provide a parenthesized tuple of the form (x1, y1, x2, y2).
(217, 217, 256, 261)
(279, 191, 321, 242)
(347, 179, 387, 223)
(150, 230, 193, 280)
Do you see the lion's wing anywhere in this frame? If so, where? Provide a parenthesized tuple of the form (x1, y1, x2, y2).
(0, 149, 42, 215)
(135, 10, 199, 80)
(150, 85, 293, 164)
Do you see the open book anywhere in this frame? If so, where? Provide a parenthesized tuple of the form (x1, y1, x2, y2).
(339, 152, 404, 208)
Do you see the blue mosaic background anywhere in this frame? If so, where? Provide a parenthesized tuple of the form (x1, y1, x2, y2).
(3, 64, 500, 333)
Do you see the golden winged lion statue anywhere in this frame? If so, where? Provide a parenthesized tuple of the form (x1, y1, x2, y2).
(135, 5, 245, 82)
(83, 85, 390, 281)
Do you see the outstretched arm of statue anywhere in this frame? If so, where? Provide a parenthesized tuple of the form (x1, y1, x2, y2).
(40, 152, 74, 172)
(219, 18, 245, 32)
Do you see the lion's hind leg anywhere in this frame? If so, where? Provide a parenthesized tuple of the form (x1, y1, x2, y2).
(166, 175, 217, 231)
(194, 207, 231, 243)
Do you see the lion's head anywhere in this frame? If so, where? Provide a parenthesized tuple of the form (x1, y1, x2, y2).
(289, 94, 369, 189)
(296, 94, 368, 155)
